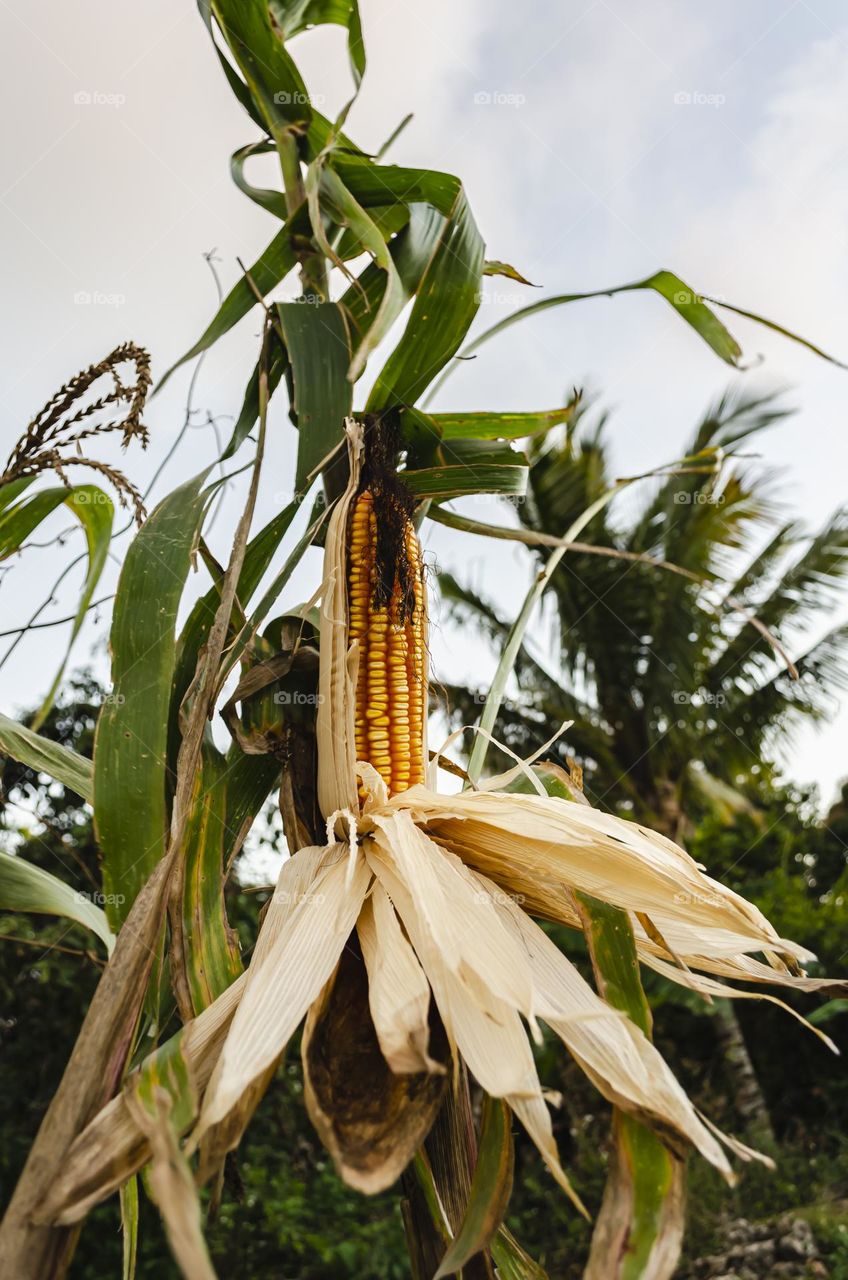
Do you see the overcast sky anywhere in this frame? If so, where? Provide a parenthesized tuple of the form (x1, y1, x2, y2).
(1, 0, 847, 808)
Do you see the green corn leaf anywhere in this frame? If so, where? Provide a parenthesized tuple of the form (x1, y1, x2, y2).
(413, 1136, 546, 1279)
(0, 482, 115, 728)
(208, 0, 359, 155)
(400, 405, 577, 452)
(120, 1176, 138, 1280)
(337, 204, 446, 348)
(230, 139, 287, 219)
(275, 299, 353, 487)
(270, 0, 365, 85)
(222, 334, 289, 462)
(95, 471, 212, 928)
(443, 269, 744, 376)
(366, 178, 484, 409)
(309, 157, 484, 406)
(0, 486, 70, 558)
(222, 747, 282, 864)
(305, 164, 405, 380)
(334, 203, 409, 260)
(174, 742, 243, 1016)
(0, 851, 115, 954)
(210, 0, 313, 138)
(431, 268, 847, 404)
(402, 462, 527, 501)
(332, 157, 462, 213)
(428, 438, 527, 466)
(483, 259, 537, 287)
(407, 436, 528, 477)
(434, 1094, 514, 1278)
(706, 295, 848, 367)
(197, 0, 267, 130)
(31, 486, 114, 730)
(0, 475, 36, 513)
(579, 893, 685, 1280)
(808, 998, 848, 1026)
(219, 501, 327, 685)
(491, 1228, 549, 1280)
(0, 711, 93, 801)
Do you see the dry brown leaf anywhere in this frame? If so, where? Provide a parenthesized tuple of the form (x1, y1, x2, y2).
(125, 1087, 217, 1280)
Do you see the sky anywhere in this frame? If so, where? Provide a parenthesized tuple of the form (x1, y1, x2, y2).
(1, 0, 847, 809)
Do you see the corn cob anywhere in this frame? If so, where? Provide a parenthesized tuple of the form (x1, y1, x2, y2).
(347, 489, 426, 795)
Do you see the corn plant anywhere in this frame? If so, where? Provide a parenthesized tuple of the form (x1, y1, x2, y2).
(1, 3, 845, 1278)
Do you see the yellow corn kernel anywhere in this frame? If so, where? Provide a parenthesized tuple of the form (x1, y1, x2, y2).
(347, 488, 427, 796)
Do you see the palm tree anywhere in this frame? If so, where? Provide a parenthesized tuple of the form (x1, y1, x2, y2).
(439, 388, 848, 1141)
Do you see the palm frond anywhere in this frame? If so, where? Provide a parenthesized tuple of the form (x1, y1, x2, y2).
(708, 510, 848, 692)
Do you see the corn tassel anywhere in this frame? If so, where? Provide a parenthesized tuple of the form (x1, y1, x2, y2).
(347, 490, 426, 795)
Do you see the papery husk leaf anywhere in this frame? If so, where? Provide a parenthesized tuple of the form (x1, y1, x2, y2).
(641, 953, 840, 1050)
(193, 845, 346, 1179)
(484, 882, 733, 1179)
(316, 419, 363, 819)
(301, 935, 448, 1194)
(370, 811, 540, 1030)
(363, 835, 587, 1215)
(357, 881, 444, 1074)
(193, 845, 371, 1144)
(396, 788, 809, 968)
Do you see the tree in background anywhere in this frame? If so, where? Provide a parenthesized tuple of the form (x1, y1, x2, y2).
(440, 389, 848, 1144)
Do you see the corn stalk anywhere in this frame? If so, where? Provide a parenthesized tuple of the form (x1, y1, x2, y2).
(1, 3, 845, 1279)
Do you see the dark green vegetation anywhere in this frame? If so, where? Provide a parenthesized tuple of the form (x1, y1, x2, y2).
(2, 675, 846, 1277)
